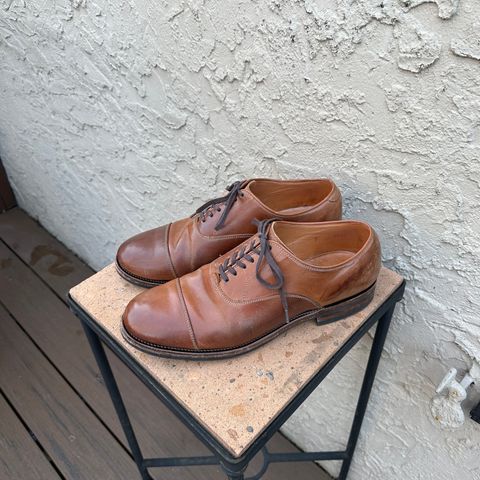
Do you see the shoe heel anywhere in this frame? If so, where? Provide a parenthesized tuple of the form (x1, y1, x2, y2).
(315, 282, 376, 325)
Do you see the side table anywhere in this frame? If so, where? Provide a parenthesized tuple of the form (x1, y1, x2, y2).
(68, 265, 405, 480)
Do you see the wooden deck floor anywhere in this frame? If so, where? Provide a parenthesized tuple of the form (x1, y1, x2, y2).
(0, 208, 331, 480)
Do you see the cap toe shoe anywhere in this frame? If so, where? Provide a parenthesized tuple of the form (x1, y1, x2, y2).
(115, 179, 343, 287)
(122, 220, 381, 360)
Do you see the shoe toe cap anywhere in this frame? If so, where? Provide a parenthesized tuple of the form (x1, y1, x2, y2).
(116, 225, 172, 282)
(122, 282, 196, 351)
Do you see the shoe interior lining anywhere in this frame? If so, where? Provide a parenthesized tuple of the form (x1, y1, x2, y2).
(276, 205, 317, 215)
(274, 222, 371, 268)
(249, 180, 333, 214)
(305, 250, 355, 267)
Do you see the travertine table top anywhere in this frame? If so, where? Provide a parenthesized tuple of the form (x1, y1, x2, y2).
(70, 265, 403, 457)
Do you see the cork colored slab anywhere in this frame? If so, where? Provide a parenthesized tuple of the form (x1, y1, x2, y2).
(70, 265, 403, 457)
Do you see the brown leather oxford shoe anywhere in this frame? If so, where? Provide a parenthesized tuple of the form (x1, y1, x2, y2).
(122, 219, 381, 359)
(116, 179, 341, 287)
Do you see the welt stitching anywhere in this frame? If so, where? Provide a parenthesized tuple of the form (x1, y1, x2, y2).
(116, 261, 166, 284)
(125, 309, 319, 353)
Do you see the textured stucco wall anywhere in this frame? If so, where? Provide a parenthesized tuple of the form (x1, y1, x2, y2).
(1, 0, 480, 478)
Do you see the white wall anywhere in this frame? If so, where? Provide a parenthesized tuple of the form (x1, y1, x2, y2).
(1, 1, 479, 478)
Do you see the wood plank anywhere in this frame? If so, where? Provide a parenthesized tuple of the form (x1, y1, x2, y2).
(0, 159, 16, 212)
(0, 393, 60, 480)
(0, 208, 92, 299)
(0, 208, 329, 480)
(0, 240, 220, 480)
(0, 303, 138, 479)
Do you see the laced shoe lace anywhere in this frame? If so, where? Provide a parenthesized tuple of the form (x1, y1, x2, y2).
(193, 181, 245, 231)
(218, 218, 289, 323)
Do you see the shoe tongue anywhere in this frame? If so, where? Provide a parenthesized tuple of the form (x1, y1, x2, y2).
(269, 221, 281, 242)
(269, 222, 293, 254)
(244, 179, 255, 194)
(266, 222, 286, 251)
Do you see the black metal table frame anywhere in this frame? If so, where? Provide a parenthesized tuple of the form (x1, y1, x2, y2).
(68, 280, 405, 480)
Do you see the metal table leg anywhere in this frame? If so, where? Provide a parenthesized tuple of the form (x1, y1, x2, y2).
(338, 304, 396, 480)
(220, 459, 248, 480)
(82, 322, 153, 480)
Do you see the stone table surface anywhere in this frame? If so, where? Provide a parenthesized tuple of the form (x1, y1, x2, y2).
(70, 264, 403, 457)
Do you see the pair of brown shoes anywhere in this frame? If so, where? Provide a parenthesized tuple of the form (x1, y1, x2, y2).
(117, 179, 381, 360)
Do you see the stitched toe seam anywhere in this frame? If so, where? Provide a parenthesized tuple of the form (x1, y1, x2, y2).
(165, 223, 179, 279)
(175, 278, 199, 350)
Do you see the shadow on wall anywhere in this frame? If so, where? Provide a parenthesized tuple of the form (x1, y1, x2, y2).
(0, 157, 16, 213)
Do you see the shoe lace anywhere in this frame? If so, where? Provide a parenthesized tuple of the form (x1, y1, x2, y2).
(218, 218, 289, 323)
(193, 181, 245, 231)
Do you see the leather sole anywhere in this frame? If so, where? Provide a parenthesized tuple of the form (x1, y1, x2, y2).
(115, 260, 167, 288)
(121, 282, 377, 360)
